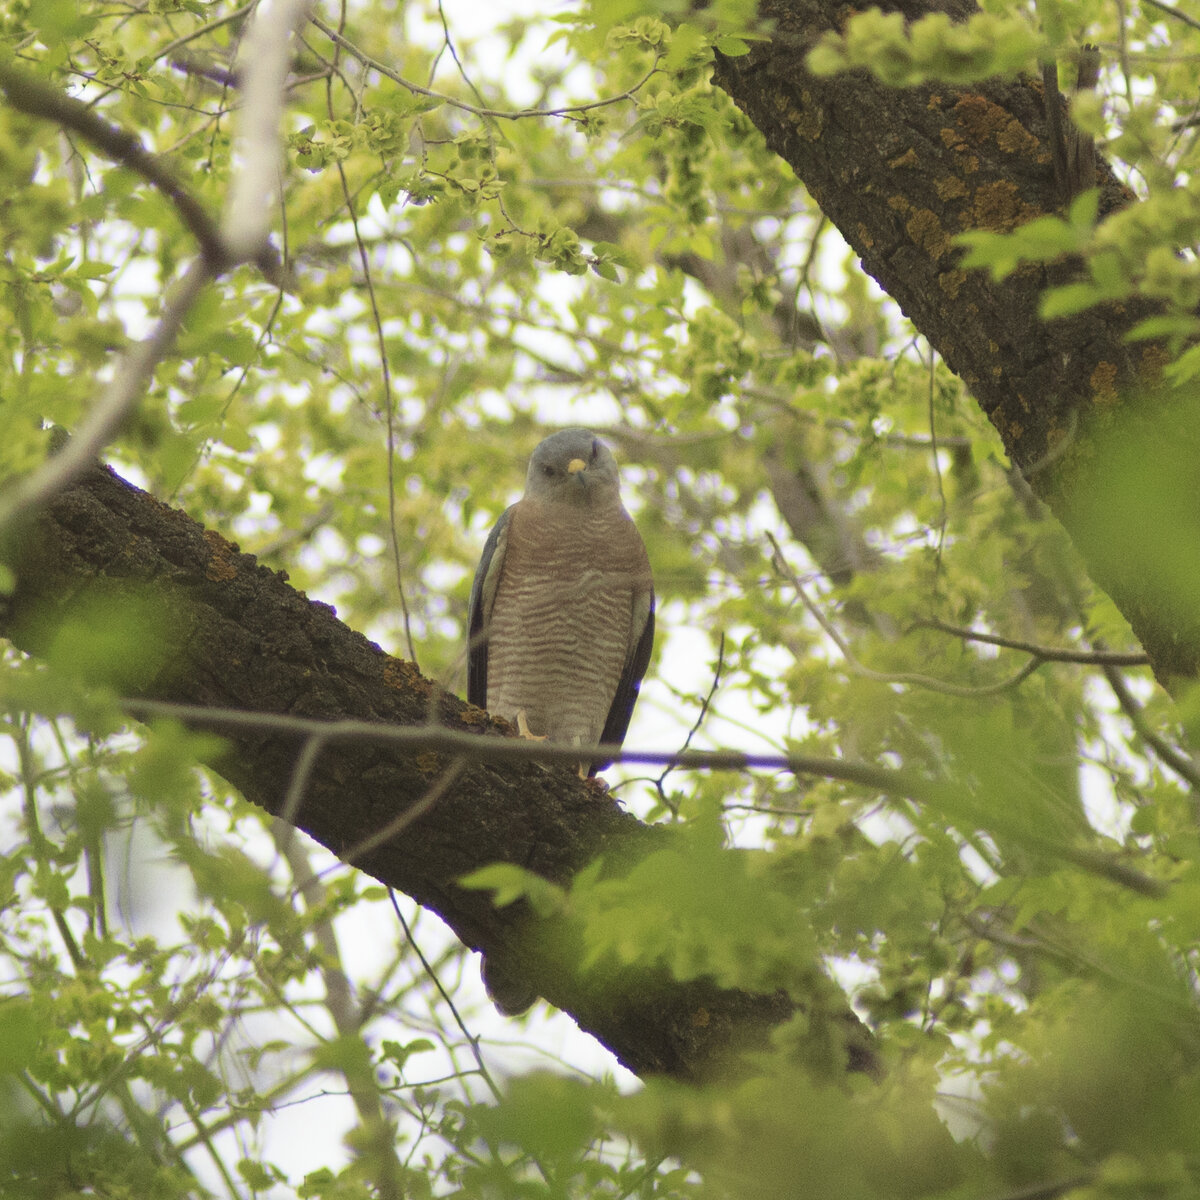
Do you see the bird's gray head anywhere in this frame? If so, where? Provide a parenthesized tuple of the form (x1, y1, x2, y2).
(524, 428, 621, 506)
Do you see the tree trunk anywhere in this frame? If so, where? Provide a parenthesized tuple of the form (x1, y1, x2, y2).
(712, 0, 1196, 687)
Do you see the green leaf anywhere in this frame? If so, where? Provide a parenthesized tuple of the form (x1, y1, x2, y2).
(459, 864, 567, 916)
(237, 1159, 281, 1191)
(75, 261, 116, 280)
(1125, 314, 1200, 342)
(471, 1073, 604, 1163)
(380, 1038, 435, 1070)
(1040, 280, 1122, 319)
(714, 35, 751, 56)
(808, 8, 1044, 85)
(0, 1000, 39, 1073)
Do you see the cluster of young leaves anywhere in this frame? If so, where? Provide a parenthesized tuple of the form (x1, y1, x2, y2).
(808, 7, 1045, 86)
(4, 0, 1200, 1196)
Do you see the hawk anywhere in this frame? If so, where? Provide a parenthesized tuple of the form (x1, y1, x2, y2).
(468, 427, 655, 776)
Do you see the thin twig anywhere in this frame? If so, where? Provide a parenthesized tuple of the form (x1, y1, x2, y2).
(80, 4, 254, 112)
(1140, 0, 1200, 32)
(435, 0, 489, 110)
(914, 619, 1150, 665)
(927, 344, 947, 569)
(277, 732, 329, 835)
(337, 758, 468, 869)
(1100, 662, 1200, 794)
(318, 12, 419, 667)
(335, 154, 418, 666)
(309, 16, 661, 121)
(653, 633, 725, 805)
(156, 5, 256, 66)
(117, 695, 932, 798)
(1114, 0, 1136, 110)
(389, 895, 503, 1102)
(113, 696, 1170, 900)
(275, 826, 406, 1200)
(388, 894, 553, 1184)
(1020, 407, 1078, 478)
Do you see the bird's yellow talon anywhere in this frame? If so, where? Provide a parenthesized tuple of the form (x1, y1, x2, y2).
(516, 710, 548, 741)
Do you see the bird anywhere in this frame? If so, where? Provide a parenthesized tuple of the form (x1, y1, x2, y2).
(467, 428, 655, 1013)
(468, 426, 655, 773)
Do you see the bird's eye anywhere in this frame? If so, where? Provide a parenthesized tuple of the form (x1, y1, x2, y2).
(542, 464, 555, 477)
(590, 439, 599, 461)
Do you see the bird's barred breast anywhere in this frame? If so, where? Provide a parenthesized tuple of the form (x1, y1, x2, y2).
(485, 501, 650, 744)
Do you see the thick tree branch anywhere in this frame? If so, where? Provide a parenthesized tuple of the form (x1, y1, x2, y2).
(0, 462, 879, 1084)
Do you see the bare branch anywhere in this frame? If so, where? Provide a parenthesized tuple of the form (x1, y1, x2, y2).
(0, 32, 298, 530)
(117, 695, 931, 800)
(768, 534, 1045, 698)
(1140, 0, 1200, 31)
(650, 633, 726, 808)
(223, 0, 313, 263)
(914, 619, 1151, 666)
(103, 697, 1183, 898)
(272, 825, 406, 1200)
(309, 16, 661, 122)
(155, 4, 256, 66)
(1100, 662, 1200, 795)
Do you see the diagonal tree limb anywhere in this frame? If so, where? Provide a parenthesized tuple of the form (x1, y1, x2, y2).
(223, 0, 312, 263)
(0, 12, 299, 532)
(0, 461, 880, 1083)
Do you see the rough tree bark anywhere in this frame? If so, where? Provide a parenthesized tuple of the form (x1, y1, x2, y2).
(0, 0, 1187, 1085)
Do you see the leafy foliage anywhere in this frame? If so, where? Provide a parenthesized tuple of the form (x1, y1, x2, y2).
(3, 0, 1200, 1197)
(808, 8, 1044, 86)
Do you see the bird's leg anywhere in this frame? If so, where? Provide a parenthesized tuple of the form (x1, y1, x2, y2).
(514, 711, 590, 776)
(569, 736, 593, 780)
(515, 710, 548, 741)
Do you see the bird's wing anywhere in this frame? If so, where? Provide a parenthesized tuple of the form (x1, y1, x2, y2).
(467, 505, 514, 710)
(594, 586, 655, 774)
